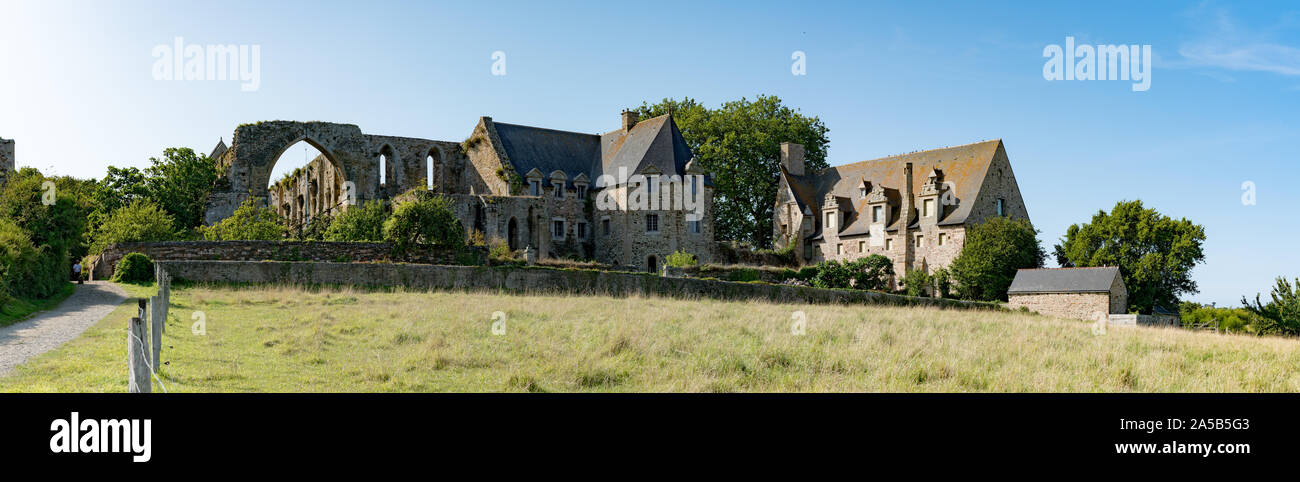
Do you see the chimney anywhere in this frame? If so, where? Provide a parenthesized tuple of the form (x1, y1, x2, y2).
(621, 109, 639, 132)
(780, 142, 805, 176)
(900, 162, 914, 274)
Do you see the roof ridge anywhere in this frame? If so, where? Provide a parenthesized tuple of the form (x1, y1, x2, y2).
(827, 139, 1001, 172)
(494, 122, 601, 138)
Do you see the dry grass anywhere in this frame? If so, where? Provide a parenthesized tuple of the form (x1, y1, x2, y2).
(3, 283, 1300, 392)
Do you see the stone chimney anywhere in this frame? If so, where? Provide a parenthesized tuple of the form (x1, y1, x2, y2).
(0, 138, 14, 186)
(780, 142, 805, 176)
(900, 162, 914, 275)
(621, 109, 639, 132)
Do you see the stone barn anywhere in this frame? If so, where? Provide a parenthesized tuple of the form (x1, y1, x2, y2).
(1006, 267, 1127, 321)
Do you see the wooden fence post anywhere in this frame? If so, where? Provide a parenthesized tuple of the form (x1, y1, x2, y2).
(150, 295, 163, 373)
(128, 316, 150, 393)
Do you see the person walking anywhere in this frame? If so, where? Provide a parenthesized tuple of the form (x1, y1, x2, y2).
(72, 262, 83, 284)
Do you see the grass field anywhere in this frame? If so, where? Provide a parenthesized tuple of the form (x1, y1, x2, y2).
(3, 283, 1299, 392)
(0, 283, 76, 327)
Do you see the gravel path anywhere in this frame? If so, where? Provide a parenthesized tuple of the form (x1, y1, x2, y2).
(0, 282, 127, 376)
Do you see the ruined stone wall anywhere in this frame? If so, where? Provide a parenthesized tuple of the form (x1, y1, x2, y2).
(89, 241, 483, 281)
(461, 118, 512, 196)
(1007, 292, 1110, 321)
(593, 183, 714, 271)
(0, 138, 14, 187)
(158, 260, 1002, 311)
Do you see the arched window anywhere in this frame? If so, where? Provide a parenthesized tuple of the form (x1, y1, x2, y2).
(379, 154, 387, 186)
(426, 155, 435, 190)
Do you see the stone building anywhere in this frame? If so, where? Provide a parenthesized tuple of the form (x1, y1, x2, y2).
(209, 110, 713, 271)
(773, 139, 1030, 289)
(1006, 267, 1127, 321)
(0, 137, 14, 187)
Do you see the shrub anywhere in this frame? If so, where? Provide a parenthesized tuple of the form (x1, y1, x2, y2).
(846, 255, 894, 291)
(112, 253, 154, 283)
(950, 217, 1045, 301)
(1243, 277, 1300, 336)
(666, 250, 698, 268)
(90, 199, 175, 254)
(202, 198, 285, 241)
(902, 268, 933, 297)
(726, 268, 760, 282)
(932, 267, 952, 298)
(383, 194, 465, 251)
(0, 218, 37, 305)
(811, 260, 852, 289)
(299, 213, 333, 241)
(488, 237, 519, 264)
(325, 200, 389, 242)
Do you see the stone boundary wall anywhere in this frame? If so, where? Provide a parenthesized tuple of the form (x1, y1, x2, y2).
(157, 260, 1001, 311)
(90, 241, 483, 281)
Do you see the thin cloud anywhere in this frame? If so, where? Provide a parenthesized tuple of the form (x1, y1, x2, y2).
(1175, 5, 1300, 76)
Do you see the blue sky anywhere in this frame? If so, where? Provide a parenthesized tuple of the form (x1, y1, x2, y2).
(1, 0, 1297, 306)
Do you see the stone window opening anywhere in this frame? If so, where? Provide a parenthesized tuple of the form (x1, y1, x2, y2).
(923, 198, 934, 217)
(601, 217, 611, 236)
(688, 219, 701, 234)
(938, 233, 946, 246)
(885, 238, 894, 251)
(552, 218, 566, 240)
(379, 154, 387, 186)
(577, 221, 587, 239)
(426, 154, 435, 190)
(836, 243, 843, 255)
(577, 185, 587, 198)
(872, 205, 883, 223)
(529, 180, 541, 196)
(645, 213, 659, 234)
(553, 181, 565, 199)
(858, 240, 865, 252)
(915, 234, 925, 248)
(996, 198, 1005, 217)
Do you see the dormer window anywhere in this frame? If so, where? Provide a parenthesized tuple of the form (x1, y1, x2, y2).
(574, 173, 590, 199)
(923, 198, 934, 217)
(872, 205, 883, 223)
(577, 185, 587, 198)
(529, 180, 541, 196)
(825, 212, 835, 231)
(553, 181, 565, 199)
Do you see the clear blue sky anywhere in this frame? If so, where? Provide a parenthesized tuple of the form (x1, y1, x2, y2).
(1, 0, 1297, 306)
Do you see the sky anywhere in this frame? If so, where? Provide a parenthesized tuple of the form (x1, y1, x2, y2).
(1, 0, 1297, 306)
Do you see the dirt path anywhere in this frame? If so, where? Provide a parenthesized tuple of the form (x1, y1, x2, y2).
(0, 282, 127, 376)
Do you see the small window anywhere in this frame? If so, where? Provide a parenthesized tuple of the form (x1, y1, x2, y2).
(938, 233, 946, 246)
(602, 218, 610, 236)
(554, 182, 565, 199)
(859, 187, 867, 199)
(825, 212, 835, 230)
(577, 221, 587, 239)
(552, 219, 565, 239)
(996, 198, 1005, 217)
(872, 205, 883, 223)
(858, 240, 865, 252)
(645, 214, 659, 233)
(915, 234, 924, 248)
(836, 243, 843, 255)
(529, 180, 541, 196)
(885, 238, 894, 251)
(577, 185, 587, 198)
(688, 219, 701, 234)
(923, 199, 934, 217)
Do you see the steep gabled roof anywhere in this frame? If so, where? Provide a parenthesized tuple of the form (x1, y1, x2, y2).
(600, 114, 692, 178)
(492, 122, 602, 188)
(792, 139, 1003, 235)
(1007, 267, 1122, 294)
(489, 114, 695, 189)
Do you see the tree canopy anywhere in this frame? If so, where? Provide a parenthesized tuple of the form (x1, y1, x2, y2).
(1054, 200, 1205, 313)
(950, 217, 1046, 302)
(636, 95, 830, 248)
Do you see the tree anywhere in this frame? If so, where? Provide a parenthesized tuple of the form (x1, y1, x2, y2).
(1055, 200, 1205, 313)
(325, 200, 390, 242)
(950, 217, 1045, 301)
(90, 199, 175, 254)
(143, 148, 219, 230)
(637, 95, 830, 248)
(0, 168, 91, 299)
(1242, 277, 1300, 336)
(383, 194, 465, 251)
(201, 198, 284, 241)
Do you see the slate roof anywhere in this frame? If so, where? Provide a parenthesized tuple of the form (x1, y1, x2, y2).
(491, 114, 695, 189)
(783, 139, 1003, 237)
(1006, 267, 1122, 294)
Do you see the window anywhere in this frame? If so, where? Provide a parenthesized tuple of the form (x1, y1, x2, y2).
(996, 198, 1005, 217)
(602, 218, 610, 236)
(859, 187, 867, 199)
(938, 233, 946, 246)
(379, 154, 387, 186)
(825, 212, 835, 231)
(552, 219, 565, 239)
(916, 234, 924, 248)
(858, 240, 865, 252)
(885, 238, 894, 251)
(645, 214, 659, 233)
(923, 199, 934, 217)
(577, 185, 587, 198)
(577, 221, 587, 239)
(836, 243, 843, 255)
(780, 223, 788, 235)
(872, 205, 883, 223)
(554, 181, 565, 199)
(426, 155, 435, 190)
(688, 219, 701, 234)
(529, 180, 541, 196)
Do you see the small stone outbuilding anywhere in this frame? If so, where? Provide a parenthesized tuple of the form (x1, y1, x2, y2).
(1006, 267, 1127, 321)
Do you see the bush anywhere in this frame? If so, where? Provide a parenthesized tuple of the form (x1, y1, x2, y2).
(932, 267, 952, 298)
(0, 218, 37, 305)
(299, 213, 332, 241)
(1243, 277, 1300, 336)
(90, 199, 175, 254)
(950, 217, 1045, 301)
(325, 200, 389, 242)
(202, 198, 285, 241)
(112, 253, 154, 283)
(811, 260, 853, 289)
(846, 255, 894, 291)
(902, 268, 932, 297)
(488, 237, 519, 264)
(666, 250, 698, 268)
(726, 268, 761, 282)
(383, 194, 465, 251)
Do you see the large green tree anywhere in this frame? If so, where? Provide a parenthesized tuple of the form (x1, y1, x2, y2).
(1054, 200, 1205, 314)
(950, 217, 1046, 301)
(1242, 277, 1300, 336)
(143, 147, 219, 230)
(636, 95, 830, 248)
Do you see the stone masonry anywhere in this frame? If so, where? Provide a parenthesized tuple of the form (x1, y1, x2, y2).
(0, 137, 14, 187)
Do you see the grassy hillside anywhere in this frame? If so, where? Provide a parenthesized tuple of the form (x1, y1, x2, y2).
(3, 283, 1299, 392)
